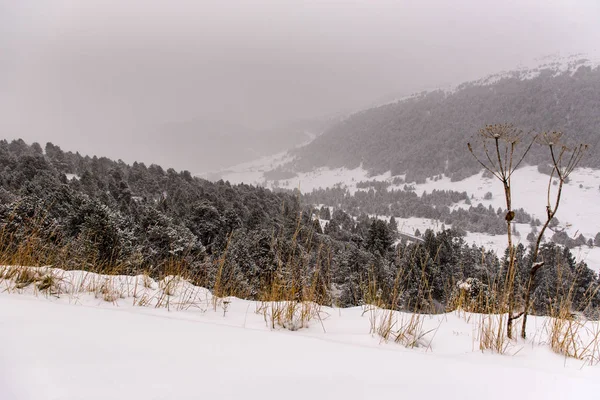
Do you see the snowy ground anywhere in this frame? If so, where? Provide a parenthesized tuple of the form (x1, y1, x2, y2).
(196, 149, 294, 184)
(1, 267, 599, 400)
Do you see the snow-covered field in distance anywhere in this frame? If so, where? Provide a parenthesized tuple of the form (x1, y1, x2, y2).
(214, 157, 600, 241)
(1, 268, 599, 400)
(208, 152, 600, 272)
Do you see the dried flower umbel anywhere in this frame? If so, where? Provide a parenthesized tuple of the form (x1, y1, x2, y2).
(468, 124, 536, 339)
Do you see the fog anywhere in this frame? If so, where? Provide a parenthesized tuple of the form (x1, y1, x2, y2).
(1, 0, 599, 172)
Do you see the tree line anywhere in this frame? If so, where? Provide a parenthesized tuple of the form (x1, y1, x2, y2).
(0, 139, 598, 317)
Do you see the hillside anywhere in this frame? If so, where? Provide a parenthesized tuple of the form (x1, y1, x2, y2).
(213, 146, 600, 270)
(281, 57, 600, 183)
(2, 139, 599, 315)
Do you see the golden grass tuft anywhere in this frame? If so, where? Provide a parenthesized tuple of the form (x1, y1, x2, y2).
(545, 302, 600, 365)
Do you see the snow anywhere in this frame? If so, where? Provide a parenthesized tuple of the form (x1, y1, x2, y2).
(196, 149, 295, 184)
(1, 267, 599, 399)
(216, 161, 391, 194)
(366, 53, 600, 108)
(469, 53, 600, 87)
(278, 165, 392, 194)
(410, 166, 600, 239)
(570, 245, 600, 274)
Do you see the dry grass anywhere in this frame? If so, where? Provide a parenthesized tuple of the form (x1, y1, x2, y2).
(375, 308, 434, 348)
(0, 264, 210, 313)
(447, 286, 517, 355)
(2, 261, 599, 362)
(250, 218, 329, 332)
(533, 259, 600, 365)
(366, 250, 439, 349)
(446, 276, 517, 354)
(255, 259, 326, 331)
(36, 273, 58, 293)
(545, 301, 600, 365)
(445, 266, 520, 355)
(257, 300, 323, 331)
(95, 278, 122, 303)
(1, 266, 64, 296)
(476, 313, 511, 354)
(467, 291, 515, 354)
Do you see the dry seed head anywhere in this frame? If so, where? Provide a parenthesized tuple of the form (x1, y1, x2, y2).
(537, 131, 563, 147)
(478, 123, 523, 144)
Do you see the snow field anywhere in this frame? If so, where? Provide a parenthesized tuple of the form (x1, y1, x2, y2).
(1, 266, 600, 400)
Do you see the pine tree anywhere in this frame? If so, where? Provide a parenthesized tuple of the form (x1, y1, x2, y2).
(366, 220, 393, 256)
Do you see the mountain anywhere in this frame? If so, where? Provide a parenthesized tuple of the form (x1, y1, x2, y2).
(278, 56, 600, 183)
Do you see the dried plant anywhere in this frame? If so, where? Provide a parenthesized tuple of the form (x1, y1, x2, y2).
(468, 124, 536, 338)
(521, 133, 587, 338)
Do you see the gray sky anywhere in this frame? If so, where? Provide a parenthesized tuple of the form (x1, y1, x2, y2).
(1, 0, 599, 171)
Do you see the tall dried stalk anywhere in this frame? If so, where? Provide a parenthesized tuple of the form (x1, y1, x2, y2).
(521, 133, 587, 338)
(468, 124, 535, 339)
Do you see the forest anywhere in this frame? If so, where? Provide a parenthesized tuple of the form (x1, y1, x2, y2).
(0, 139, 598, 317)
(300, 185, 539, 236)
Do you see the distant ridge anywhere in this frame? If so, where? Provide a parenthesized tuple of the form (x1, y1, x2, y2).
(277, 54, 600, 183)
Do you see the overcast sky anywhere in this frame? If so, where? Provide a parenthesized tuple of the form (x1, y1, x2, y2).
(1, 0, 599, 171)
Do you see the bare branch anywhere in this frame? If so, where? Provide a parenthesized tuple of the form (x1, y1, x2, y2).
(510, 133, 537, 176)
(467, 142, 502, 180)
(482, 140, 500, 174)
(521, 133, 588, 339)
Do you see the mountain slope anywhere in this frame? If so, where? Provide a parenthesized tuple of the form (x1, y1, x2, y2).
(285, 58, 600, 182)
